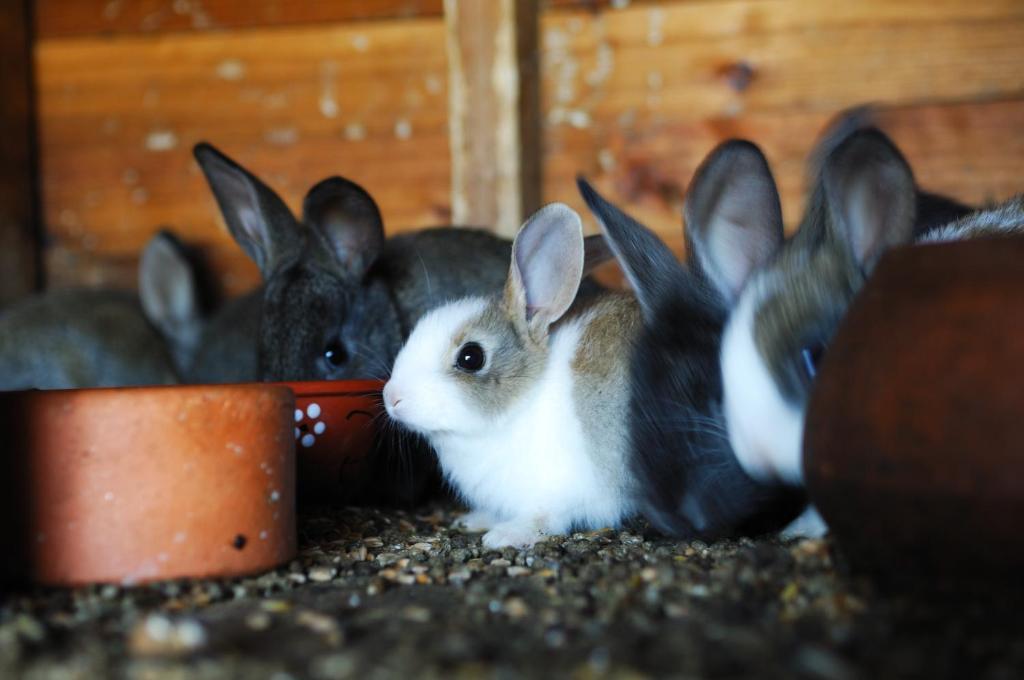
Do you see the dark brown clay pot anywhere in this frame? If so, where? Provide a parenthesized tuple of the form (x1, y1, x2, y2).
(804, 236, 1024, 586)
(0, 384, 297, 586)
(280, 380, 384, 503)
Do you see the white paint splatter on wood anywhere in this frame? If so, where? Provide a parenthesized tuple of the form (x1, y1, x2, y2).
(345, 122, 367, 141)
(319, 60, 340, 119)
(216, 58, 246, 81)
(145, 129, 179, 152)
(265, 127, 299, 146)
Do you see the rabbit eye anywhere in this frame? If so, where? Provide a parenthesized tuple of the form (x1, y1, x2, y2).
(455, 342, 485, 373)
(800, 342, 827, 380)
(324, 340, 348, 366)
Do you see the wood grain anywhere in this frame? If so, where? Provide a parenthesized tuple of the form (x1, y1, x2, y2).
(35, 0, 1024, 293)
(37, 18, 452, 295)
(445, 0, 541, 237)
(540, 0, 1024, 250)
(0, 0, 38, 303)
(35, 0, 446, 39)
(33, 0, 658, 39)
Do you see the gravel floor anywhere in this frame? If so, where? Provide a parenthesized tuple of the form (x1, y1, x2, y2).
(2, 504, 1023, 679)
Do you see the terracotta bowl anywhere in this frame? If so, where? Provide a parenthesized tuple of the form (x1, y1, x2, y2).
(0, 383, 297, 586)
(804, 236, 1024, 586)
(279, 380, 384, 504)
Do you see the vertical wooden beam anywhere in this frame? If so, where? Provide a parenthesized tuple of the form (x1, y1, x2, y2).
(445, 0, 541, 237)
(0, 0, 39, 302)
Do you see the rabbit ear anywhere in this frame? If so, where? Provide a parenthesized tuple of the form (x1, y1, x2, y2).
(581, 234, 614, 277)
(193, 142, 301, 276)
(138, 230, 202, 349)
(303, 176, 385, 281)
(576, 177, 687, 323)
(683, 140, 784, 304)
(505, 203, 585, 342)
(822, 127, 917, 272)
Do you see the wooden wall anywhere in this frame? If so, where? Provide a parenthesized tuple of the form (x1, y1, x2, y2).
(33, 0, 1024, 297)
(0, 0, 38, 304)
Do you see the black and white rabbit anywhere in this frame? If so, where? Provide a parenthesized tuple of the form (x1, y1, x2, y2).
(577, 158, 806, 540)
(382, 203, 642, 548)
(716, 120, 1017, 536)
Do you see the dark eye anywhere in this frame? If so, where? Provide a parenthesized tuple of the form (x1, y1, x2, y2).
(456, 342, 485, 372)
(324, 340, 348, 367)
(800, 342, 827, 380)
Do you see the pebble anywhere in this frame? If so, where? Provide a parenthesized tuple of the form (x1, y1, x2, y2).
(129, 614, 206, 656)
(7, 503, 1017, 679)
(245, 612, 272, 631)
(448, 569, 473, 584)
(308, 566, 336, 583)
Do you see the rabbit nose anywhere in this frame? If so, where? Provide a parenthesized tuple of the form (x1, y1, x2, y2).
(383, 384, 402, 409)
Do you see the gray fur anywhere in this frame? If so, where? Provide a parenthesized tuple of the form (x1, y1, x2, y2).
(919, 195, 1024, 243)
(138, 230, 260, 383)
(449, 302, 542, 416)
(684, 140, 785, 303)
(571, 293, 642, 481)
(747, 122, 974, 409)
(194, 142, 513, 381)
(0, 234, 184, 390)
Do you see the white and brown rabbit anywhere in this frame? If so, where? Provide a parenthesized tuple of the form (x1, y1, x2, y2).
(717, 118, 1024, 536)
(382, 203, 642, 548)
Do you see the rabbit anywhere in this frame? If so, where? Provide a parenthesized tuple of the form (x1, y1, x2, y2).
(576, 169, 807, 541)
(716, 119, 990, 536)
(381, 202, 642, 548)
(138, 229, 261, 383)
(193, 144, 614, 507)
(192, 142, 518, 383)
(0, 234, 183, 390)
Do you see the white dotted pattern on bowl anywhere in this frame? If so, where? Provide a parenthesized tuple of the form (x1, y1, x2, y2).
(294, 402, 327, 448)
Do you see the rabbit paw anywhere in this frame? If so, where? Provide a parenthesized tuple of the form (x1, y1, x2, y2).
(482, 522, 546, 549)
(780, 506, 828, 539)
(456, 510, 497, 533)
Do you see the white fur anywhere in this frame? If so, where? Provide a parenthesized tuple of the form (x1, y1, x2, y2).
(384, 298, 492, 436)
(720, 275, 805, 487)
(919, 197, 1024, 244)
(780, 506, 827, 539)
(385, 300, 631, 549)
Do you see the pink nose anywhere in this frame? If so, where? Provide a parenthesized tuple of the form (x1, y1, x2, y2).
(383, 384, 402, 410)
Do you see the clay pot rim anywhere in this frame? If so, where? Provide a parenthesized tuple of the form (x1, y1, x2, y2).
(1, 379, 384, 397)
(282, 379, 384, 396)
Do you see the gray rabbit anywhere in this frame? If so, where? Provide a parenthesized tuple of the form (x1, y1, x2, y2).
(137, 229, 260, 384)
(193, 143, 514, 382)
(0, 233, 183, 390)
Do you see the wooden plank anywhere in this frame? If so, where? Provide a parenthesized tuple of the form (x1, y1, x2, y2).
(550, 100, 1024, 263)
(33, 0, 658, 39)
(36, 0, 1024, 293)
(540, 0, 1024, 243)
(37, 18, 452, 296)
(35, 0, 446, 39)
(445, 0, 541, 237)
(0, 0, 38, 303)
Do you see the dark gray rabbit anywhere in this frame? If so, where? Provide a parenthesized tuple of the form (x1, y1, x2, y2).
(192, 143, 513, 383)
(717, 118, 989, 536)
(0, 234, 182, 390)
(719, 124, 975, 496)
(577, 166, 805, 541)
(138, 229, 260, 383)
